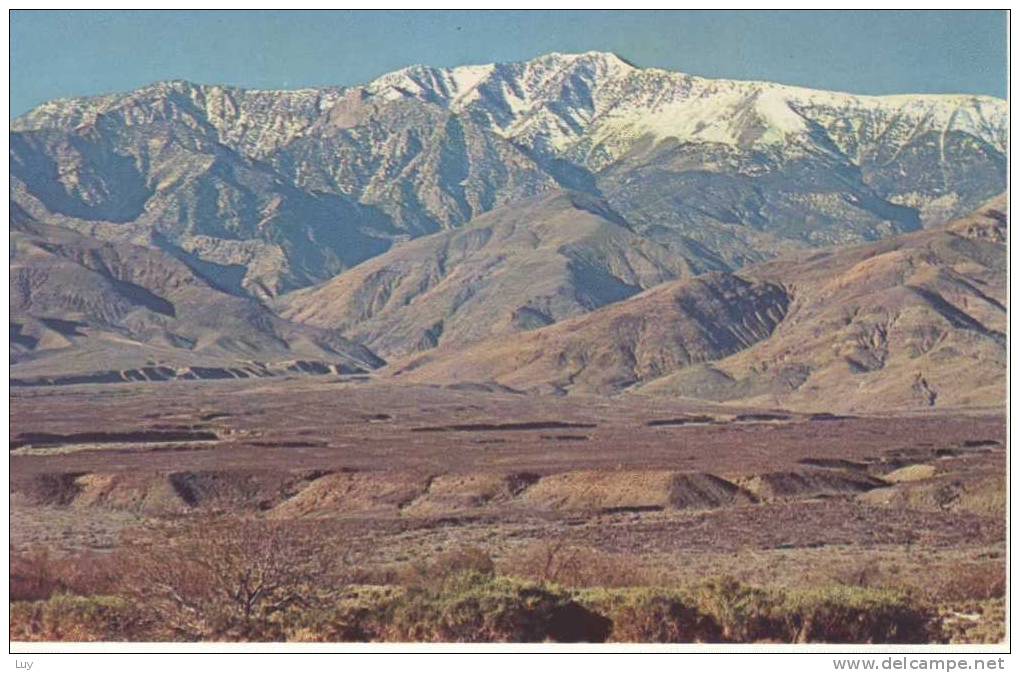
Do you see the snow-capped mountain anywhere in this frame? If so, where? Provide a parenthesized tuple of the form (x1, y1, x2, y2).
(367, 51, 1006, 164)
(11, 51, 1008, 296)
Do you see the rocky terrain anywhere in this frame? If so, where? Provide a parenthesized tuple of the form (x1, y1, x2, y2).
(9, 379, 1007, 642)
(276, 190, 702, 359)
(651, 196, 1008, 411)
(10, 209, 382, 385)
(10, 379, 1005, 552)
(391, 272, 789, 394)
(389, 197, 1006, 411)
(10, 52, 1008, 410)
(12, 51, 1006, 292)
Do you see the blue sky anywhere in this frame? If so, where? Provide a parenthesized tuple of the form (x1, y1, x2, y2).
(10, 10, 1008, 117)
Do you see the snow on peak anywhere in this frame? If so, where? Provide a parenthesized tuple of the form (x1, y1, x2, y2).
(356, 52, 997, 158)
(15, 51, 1008, 165)
(543, 50, 637, 70)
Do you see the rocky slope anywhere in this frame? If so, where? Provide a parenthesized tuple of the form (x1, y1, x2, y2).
(642, 195, 1008, 411)
(390, 272, 790, 394)
(11, 52, 1007, 299)
(391, 196, 1006, 411)
(276, 190, 706, 359)
(365, 52, 1006, 265)
(9, 53, 1008, 401)
(10, 214, 383, 384)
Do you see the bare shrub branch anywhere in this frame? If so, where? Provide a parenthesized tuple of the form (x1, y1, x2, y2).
(120, 516, 356, 641)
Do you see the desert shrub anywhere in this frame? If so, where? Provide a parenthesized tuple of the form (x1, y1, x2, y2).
(120, 517, 356, 641)
(350, 564, 404, 586)
(510, 541, 650, 587)
(10, 594, 147, 642)
(924, 562, 1006, 603)
(272, 603, 381, 642)
(398, 546, 496, 589)
(282, 612, 366, 642)
(778, 586, 940, 644)
(381, 572, 610, 643)
(55, 550, 124, 597)
(10, 546, 61, 601)
(827, 559, 888, 589)
(824, 557, 1004, 605)
(11, 546, 127, 601)
(688, 577, 784, 642)
(683, 578, 939, 644)
(279, 586, 403, 642)
(580, 588, 722, 643)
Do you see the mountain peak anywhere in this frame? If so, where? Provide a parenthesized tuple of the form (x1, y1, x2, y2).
(541, 50, 636, 66)
(9, 44, 1008, 404)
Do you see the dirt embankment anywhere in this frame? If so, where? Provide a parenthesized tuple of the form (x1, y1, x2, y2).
(14, 467, 762, 517)
(1, 466, 875, 519)
(10, 432, 1002, 520)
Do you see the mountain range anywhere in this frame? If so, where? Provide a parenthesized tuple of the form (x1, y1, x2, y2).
(9, 52, 1008, 410)
(393, 195, 1006, 412)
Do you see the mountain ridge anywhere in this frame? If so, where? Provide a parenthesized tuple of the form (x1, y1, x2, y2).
(388, 195, 1007, 411)
(15, 51, 1007, 133)
(275, 189, 705, 359)
(10, 213, 384, 383)
(9, 53, 1009, 408)
(13, 52, 1006, 296)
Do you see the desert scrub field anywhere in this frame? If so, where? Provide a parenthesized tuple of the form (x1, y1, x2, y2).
(6, 573, 944, 644)
(9, 521, 970, 644)
(9, 391, 1005, 647)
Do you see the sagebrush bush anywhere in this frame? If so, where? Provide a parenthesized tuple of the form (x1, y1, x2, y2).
(10, 546, 60, 602)
(381, 571, 610, 643)
(11, 546, 133, 602)
(579, 589, 722, 643)
(509, 542, 651, 588)
(398, 546, 496, 589)
(924, 562, 1006, 603)
(778, 586, 941, 644)
(10, 594, 147, 642)
(54, 550, 124, 597)
(119, 517, 357, 641)
(9, 535, 948, 644)
(274, 604, 381, 642)
(643, 577, 942, 644)
(687, 577, 784, 642)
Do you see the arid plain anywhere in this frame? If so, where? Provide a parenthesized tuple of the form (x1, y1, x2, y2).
(11, 377, 1006, 643)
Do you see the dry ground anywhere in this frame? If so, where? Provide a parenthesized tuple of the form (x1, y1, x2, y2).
(9, 376, 1007, 642)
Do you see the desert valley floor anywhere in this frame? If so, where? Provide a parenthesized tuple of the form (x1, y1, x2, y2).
(10, 376, 1006, 642)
